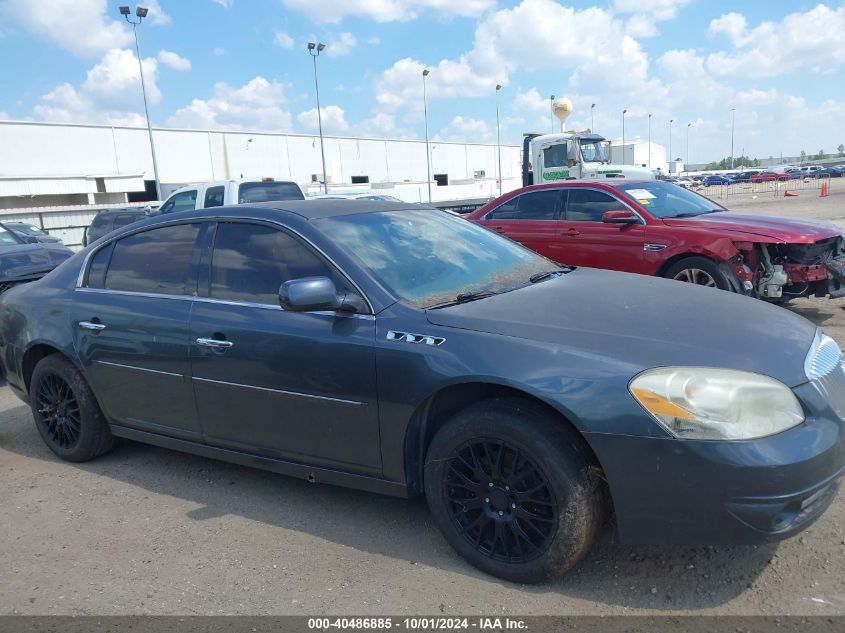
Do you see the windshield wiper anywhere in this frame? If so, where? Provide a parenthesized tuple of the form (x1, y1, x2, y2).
(529, 267, 574, 283)
(427, 290, 498, 310)
(672, 210, 723, 218)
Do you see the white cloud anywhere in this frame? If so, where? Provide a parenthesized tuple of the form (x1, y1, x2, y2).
(157, 50, 191, 72)
(706, 5, 845, 77)
(34, 83, 147, 126)
(0, 111, 10, 119)
(297, 105, 350, 134)
(212, 0, 233, 7)
(367, 36, 381, 45)
(2, 0, 131, 57)
(326, 32, 357, 57)
(434, 115, 493, 143)
(279, 0, 494, 23)
(167, 77, 293, 131)
(143, 0, 172, 26)
(213, 47, 226, 56)
(614, 0, 690, 38)
(273, 31, 294, 49)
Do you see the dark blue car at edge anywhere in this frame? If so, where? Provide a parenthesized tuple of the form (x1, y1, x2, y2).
(0, 201, 842, 583)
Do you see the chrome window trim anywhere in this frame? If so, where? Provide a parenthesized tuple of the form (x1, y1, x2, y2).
(75, 215, 375, 315)
(74, 287, 375, 320)
(191, 376, 368, 407)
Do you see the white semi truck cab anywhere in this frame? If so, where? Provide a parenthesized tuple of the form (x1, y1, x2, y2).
(521, 132, 653, 186)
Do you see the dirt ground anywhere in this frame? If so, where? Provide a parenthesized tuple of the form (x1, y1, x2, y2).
(1, 188, 844, 616)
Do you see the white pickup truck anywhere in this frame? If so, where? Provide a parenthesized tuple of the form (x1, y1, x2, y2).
(159, 178, 305, 214)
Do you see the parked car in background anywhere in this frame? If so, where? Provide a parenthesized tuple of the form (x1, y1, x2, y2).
(0, 221, 73, 294)
(467, 180, 845, 302)
(831, 165, 845, 177)
(1, 201, 843, 584)
(160, 178, 305, 214)
(733, 170, 763, 182)
(703, 175, 736, 186)
(83, 208, 150, 246)
(751, 172, 790, 183)
(675, 177, 697, 188)
(4, 222, 63, 244)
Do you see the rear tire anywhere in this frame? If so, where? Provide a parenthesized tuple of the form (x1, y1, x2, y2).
(424, 398, 606, 583)
(29, 355, 117, 462)
(664, 256, 731, 291)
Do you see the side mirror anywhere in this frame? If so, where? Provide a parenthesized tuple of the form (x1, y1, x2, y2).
(566, 141, 580, 162)
(602, 210, 640, 224)
(279, 277, 366, 314)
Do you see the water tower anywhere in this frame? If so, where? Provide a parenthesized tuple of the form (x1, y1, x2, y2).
(552, 97, 573, 133)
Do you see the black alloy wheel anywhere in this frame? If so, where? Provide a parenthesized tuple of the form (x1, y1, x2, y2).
(443, 438, 558, 564)
(36, 373, 82, 449)
(30, 354, 118, 462)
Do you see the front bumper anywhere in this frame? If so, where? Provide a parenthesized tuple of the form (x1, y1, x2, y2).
(586, 380, 845, 545)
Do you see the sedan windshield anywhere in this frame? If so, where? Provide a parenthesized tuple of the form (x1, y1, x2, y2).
(616, 181, 725, 218)
(318, 210, 555, 308)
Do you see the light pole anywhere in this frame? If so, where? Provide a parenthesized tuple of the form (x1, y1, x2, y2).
(730, 107, 736, 169)
(687, 122, 692, 171)
(590, 103, 596, 131)
(622, 109, 627, 165)
(422, 69, 432, 203)
(495, 84, 502, 197)
(669, 119, 673, 174)
(307, 42, 328, 194)
(647, 113, 652, 169)
(120, 5, 161, 201)
(550, 95, 555, 133)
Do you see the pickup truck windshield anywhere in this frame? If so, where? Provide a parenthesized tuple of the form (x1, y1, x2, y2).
(318, 210, 554, 308)
(238, 182, 304, 203)
(617, 181, 725, 218)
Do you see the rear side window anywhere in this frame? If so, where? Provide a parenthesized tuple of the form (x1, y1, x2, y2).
(160, 190, 197, 214)
(486, 189, 562, 221)
(204, 186, 225, 208)
(104, 223, 202, 295)
(238, 182, 304, 203)
(209, 222, 347, 305)
(565, 189, 621, 222)
(86, 243, 113, 289)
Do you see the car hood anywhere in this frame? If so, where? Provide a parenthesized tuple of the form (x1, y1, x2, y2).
(425, 268, 816, 387)
(661, 212, 842, 243)
(0, 243, 74, 279)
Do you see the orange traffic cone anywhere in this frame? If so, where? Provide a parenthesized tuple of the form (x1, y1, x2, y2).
(785, 190, 798, 197)
(820, 182, 829, 197)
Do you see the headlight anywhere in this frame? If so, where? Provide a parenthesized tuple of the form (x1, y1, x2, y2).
(630, 367, 804, 440)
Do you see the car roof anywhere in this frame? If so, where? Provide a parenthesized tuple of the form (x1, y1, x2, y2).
(160, 200, 430, 221)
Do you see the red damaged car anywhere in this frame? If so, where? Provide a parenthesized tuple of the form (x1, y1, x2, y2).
(467, 180, 845, 301)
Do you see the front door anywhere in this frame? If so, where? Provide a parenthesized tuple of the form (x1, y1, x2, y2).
(188, 221, 381, 474)
(71, 222, 208, 440)
(558, 187, 647, 273)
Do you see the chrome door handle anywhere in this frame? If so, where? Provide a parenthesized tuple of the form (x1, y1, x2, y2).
(196, 337, 233, 349)
(78, 321, 106, 331)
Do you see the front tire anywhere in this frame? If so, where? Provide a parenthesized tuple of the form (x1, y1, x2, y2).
(664, 256, 731, 291)
(424, 398, 606, 583)
(29, 354, 117, 462)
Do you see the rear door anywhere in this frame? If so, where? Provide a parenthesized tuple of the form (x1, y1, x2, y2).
(479, 189, 565, 261)
(558, 187, 646, 272)
(71, 222, 209, 440)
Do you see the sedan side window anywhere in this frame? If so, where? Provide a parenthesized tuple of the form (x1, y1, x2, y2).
(565, 189, 622, 222)
(209, 222, 350, 305)
(514, 190, 563, 220)
(104, 223, 202, 295)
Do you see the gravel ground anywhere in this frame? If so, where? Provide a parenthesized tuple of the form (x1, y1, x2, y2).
(1, 189, 844, 616)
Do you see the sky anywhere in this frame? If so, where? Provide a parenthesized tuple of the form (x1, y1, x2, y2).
(0, 0, 844, 164)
